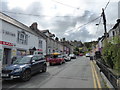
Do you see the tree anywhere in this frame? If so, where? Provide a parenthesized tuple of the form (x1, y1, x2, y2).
(102, 36, 120, 71)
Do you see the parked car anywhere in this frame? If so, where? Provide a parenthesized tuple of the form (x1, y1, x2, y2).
(79, 53, 83, 56)
(2, 55, 47, 81)
(69, 54, 76, 59)
(11, 56, 23, 64)
(63, 54, 71, 61)
(33, 51, 43, 55)
(85, 53, 90, 57)
(48, 53, 65, 66)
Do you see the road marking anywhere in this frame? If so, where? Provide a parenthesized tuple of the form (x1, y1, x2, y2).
(91, 61, 97, 88)
(92, 61, 102, 89)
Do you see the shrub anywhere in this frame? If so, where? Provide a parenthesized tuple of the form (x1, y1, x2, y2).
(102, 36, 120, 72)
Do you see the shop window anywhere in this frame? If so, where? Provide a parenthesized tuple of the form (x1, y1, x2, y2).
(17, 31, 28, 45)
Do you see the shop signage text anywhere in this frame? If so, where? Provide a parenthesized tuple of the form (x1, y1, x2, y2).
(0, 41, 14, 46)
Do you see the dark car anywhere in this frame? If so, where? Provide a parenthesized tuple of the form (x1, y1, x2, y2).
(2, 55, 47, 81)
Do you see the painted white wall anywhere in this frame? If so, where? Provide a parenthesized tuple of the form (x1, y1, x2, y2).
(116, 23, 120, 35)
(108, 29, 116, 38)
(98, 39, 102, 48)
(38, 38, 46, 55)
(2, 21, 38, 50)
(2, 20, 46, 56)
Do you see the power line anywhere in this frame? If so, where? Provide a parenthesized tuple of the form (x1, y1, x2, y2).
(97, 17, 102, 32)
(65, 16, 101, 33)
(95, 16, 102, 37)
(2, 0, 110, 32)
(3, 10, 101, 32)
(94, 0, 110, 39)
(51, 0, 80, 10)
(104, 0, 110, 10)
(1, 10, 81, 17)
(76, 16, 101, 30)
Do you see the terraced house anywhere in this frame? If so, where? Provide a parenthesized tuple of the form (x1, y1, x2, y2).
(0, 12, 74, 67)
(0, 12, 47, 66)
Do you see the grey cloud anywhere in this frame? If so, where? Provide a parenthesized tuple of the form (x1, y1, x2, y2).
(75, 10, 99, 24)
(50, 10, 98, 32)
(65, 27, 95, 42)
(1, 1, 118, 42)
(50, 16, 77, 32)
(1, 1, 44, 26)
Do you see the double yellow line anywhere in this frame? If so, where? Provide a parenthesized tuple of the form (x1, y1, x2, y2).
(91, 61, 102, 89)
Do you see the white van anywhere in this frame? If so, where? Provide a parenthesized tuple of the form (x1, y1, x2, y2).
(33, 51, 43, 55)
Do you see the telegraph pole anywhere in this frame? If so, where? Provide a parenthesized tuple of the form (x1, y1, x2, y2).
(102, 8, 107, 38)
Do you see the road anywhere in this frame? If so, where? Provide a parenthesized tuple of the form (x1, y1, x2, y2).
(2, 56, 102, 88)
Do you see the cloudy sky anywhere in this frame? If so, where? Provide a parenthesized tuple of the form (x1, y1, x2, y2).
(1, 0, 119, 42)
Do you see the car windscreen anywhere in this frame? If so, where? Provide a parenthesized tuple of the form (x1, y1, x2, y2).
(69, 54, 74, 56)
(51, 55, 62, 58)
(13, 56, 31, 64)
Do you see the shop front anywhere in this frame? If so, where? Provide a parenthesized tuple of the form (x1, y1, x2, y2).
(0, 41, 14, 65)
(17, 49, 27, 56)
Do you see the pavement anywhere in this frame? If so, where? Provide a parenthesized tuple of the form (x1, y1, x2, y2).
(93, 60, 114, 88)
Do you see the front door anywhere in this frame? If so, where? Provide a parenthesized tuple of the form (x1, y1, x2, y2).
(3, 48, 11, 65)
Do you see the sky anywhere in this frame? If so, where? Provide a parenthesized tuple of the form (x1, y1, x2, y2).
(1, 0, 119, 42)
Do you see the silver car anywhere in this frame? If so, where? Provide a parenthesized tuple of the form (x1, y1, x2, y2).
(63, 54, 71, 61)
(69, 54, 76, 59)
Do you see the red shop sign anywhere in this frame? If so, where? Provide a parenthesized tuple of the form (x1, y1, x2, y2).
(0, 41, 14, 46)
(37, 49, 43, 51)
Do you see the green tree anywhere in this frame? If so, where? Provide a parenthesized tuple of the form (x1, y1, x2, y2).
(102, 36, 120, 71)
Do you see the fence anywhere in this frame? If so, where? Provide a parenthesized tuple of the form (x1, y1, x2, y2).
(96, 60, 120, 89)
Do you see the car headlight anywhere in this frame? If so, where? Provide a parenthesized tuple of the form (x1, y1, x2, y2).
(14, 68, 22, 72)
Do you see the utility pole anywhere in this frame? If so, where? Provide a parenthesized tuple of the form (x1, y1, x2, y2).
(102, 8, 107, 38)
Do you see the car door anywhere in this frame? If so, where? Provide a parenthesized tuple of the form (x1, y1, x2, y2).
(31, 56, 39, 74)
(37, 55, 46, 70)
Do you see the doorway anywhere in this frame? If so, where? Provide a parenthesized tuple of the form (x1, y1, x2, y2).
(3, 48, 11, 65)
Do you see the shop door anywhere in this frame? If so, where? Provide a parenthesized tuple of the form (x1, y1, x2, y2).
(3, 48, 11, 65)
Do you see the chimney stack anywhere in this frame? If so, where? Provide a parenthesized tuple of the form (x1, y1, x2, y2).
(30, 22, 38, 30)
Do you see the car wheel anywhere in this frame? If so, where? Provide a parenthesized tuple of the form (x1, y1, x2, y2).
(42, 65, 47, 72)
(59, 61, 62, 65)
(49, 63, 53, 66)
(63, 60, 66, 63)
(21, 70, 31, 81)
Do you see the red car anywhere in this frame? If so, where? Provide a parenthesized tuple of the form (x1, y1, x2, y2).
(79, 53, 83, 56)
(48, 54, 65, 66)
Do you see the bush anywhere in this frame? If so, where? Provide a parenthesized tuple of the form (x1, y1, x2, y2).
(102, 36, 120, 72)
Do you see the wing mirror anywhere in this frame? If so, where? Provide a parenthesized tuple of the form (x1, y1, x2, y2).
(31, 60, 35, 64)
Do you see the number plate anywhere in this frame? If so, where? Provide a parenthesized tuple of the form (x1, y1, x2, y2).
(2, 74, 9, 77)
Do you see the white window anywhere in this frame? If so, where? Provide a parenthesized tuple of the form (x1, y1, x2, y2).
(17, 31, 28, 45)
